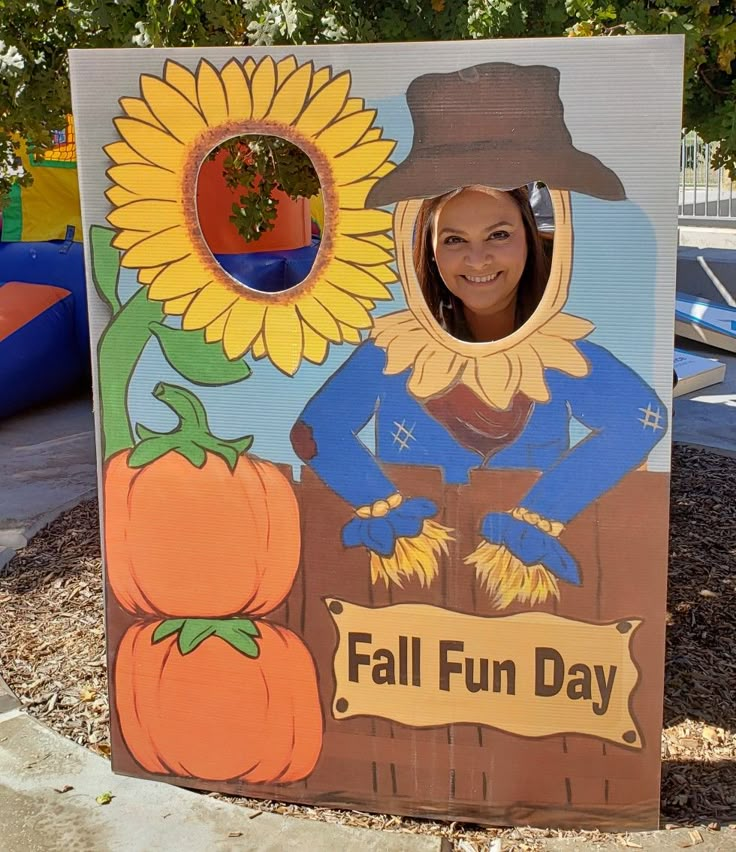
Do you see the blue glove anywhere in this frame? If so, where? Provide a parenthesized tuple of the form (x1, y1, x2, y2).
(480, 512, 581, 585)
(342, 498, 438, 557)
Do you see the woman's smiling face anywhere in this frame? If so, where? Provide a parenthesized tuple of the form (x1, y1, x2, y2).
(432, 188, 528, 320)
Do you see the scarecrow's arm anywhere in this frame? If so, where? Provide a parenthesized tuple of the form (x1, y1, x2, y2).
(519, 339, 668, 523)
(469, 341, 668, 605)
(291, 341, 450, 581)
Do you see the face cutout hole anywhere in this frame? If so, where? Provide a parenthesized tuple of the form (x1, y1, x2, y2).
(412, 183, 555, 343)
(196, 134, 322, 293)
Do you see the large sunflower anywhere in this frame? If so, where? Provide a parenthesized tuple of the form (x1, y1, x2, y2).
(104, 57, 397, 375)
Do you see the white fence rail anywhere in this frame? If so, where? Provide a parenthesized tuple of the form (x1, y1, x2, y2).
(679, 132, 736, 228)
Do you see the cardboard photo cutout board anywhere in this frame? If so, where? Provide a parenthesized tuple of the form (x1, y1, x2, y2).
(70, 37, 684, 831)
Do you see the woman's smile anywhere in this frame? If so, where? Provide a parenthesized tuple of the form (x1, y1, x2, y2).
(461, 271, 502, 284)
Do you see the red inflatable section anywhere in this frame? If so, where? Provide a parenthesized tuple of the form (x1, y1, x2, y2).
(0, 281, 70, 342)
(196, 148, 311, 255)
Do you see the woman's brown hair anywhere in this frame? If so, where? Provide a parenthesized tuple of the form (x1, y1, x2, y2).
(413, 186, 551, 341)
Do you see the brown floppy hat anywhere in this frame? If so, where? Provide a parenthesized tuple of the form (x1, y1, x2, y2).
(366, 62, 626, 207)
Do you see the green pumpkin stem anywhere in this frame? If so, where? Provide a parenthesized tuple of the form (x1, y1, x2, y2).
(128, 383, 253, 470)
(153, 617, 261, 658)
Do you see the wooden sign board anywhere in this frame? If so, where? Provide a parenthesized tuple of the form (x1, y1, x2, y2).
(70, 36, 684, 831)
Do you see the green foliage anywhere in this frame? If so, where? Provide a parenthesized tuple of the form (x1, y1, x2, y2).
(212, 136, 320, 242)
(1, 0, 735, 210)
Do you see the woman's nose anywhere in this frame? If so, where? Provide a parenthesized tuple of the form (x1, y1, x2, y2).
(465, 245, 492, 268)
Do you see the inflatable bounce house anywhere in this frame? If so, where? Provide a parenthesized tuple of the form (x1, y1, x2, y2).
(0, 116, 89, 420)
(0, 117, 323, 420)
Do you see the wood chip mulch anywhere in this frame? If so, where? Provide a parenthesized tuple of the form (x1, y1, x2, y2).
(1, 443, 734, 850)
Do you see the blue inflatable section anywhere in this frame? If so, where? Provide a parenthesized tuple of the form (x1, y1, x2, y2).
(215, 240, 320, 293)
(0, 239, 90, 420)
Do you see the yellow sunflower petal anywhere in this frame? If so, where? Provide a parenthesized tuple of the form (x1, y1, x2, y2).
(164, 292, 197, 315)
(360, 233, 394, 250)
(316, 110, 376, 157)
(140, 75, 207, 144)
(147, 269, 204, 300)
(363, 263, 397, 284)
(276, 56, 298, 86)
(221, 59, 252, 121)
(541, 313, 595, 341)
(337, 177, 378, 209)
(302, 322, 329, 364)
(251, 57, 277, 120)
(338, 97, 364, 119)
(107, 199, 181, 233)
(113, 118, 185, 172)
(295, 294, 342, 342)
(120, 97, 164, 130)
(252, 332, 266, 359)
(361, 128, 382, 143)
(145, 254, 210, 298)
(332, 139, 396, 186)
(164, 60, 199, 106)
(242, 58, 256, 79)
(371, 162, 394, 178)
(107, 164, 180, 200)
(104, 141, 147, 166)
(105, 186, 141, 207)
(516, 343, 549, 402)
(336, 208, 392, 236)
(196, 60, 229, 127)
(309, 66, 331, 97)
(297, 71, 351, 137)
(325, 259, 392, 300)
(407, 348, 458, 398)
(181, 282, 239, 330)
(334, 233, 393, 265)
(121, 227, 189, 269)
(137, 265, 166, 285)
(223, 300, 267, 360)
(474, 353, 514, 405)
(313, 282, 372, 328)
(339, 323, 363, 344)
(111, 229, 149, 250)
(263, 304, 304, 375)
(204, 311, 228, 342)
(530, 335, 590, 377)
(267, 62, 313, 126)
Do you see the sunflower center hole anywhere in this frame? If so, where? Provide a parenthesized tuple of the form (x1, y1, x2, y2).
(412, 183, 555, 342)
(196, 134, 322, 293)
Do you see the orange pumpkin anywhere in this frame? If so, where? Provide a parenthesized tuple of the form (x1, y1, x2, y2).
(104, 449, 300, 618)
(114, 619, 323, 784)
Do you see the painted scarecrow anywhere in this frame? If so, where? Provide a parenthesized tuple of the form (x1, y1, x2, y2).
(291, 63, 668, 607)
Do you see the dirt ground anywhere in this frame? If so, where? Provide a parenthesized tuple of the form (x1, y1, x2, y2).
(1, 443, 734, 850)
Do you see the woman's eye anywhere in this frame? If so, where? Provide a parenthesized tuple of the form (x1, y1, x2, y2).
(488, 230, 510, 241)
(444, 235, 465, 245)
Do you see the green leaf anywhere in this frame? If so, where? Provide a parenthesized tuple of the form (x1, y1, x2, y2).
(127, 438, 170, 468)
(96, 791, 114, 806)
(152, 617, 261, 657)
(215, 619, 261, 658)
(152, 619, 186, 643)
(178, 620, 218, 654)
(135, 423, 159, 441)
(149, 322, 251, 387)
(89, 226, 122, 314)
